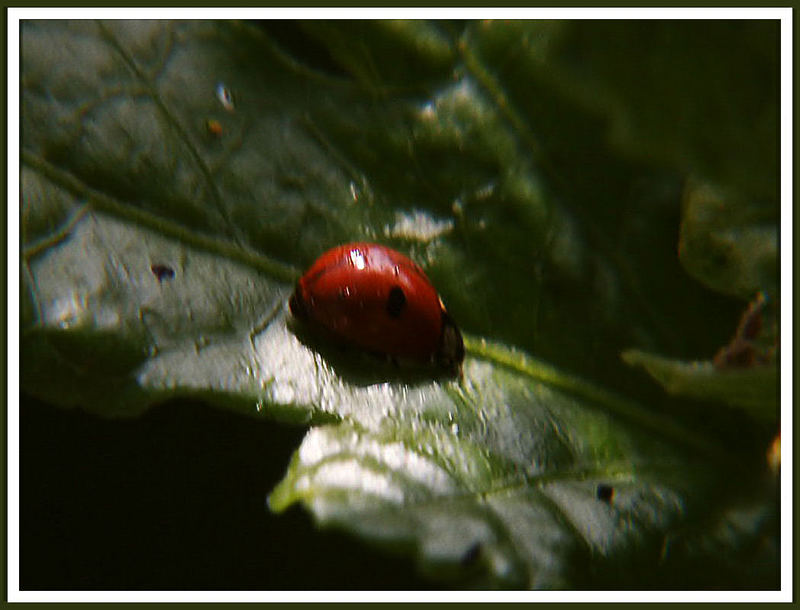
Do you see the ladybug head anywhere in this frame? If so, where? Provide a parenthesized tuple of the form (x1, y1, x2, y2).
(289, 285, 307, 320)
(437, 311, 464, 374)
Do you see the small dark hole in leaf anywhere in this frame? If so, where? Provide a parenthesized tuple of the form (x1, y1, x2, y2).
(461, 542, 482, 566)
(596, 484, 614, 503)
(150, 264, 175, 282)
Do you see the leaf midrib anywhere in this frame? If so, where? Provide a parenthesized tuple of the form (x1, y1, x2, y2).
(21, 150, 299, 283)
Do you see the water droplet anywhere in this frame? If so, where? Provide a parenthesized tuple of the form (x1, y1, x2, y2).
(216, 82, 235, 112)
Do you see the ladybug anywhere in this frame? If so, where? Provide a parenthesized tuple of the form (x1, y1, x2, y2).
(289, 243, 464, 373)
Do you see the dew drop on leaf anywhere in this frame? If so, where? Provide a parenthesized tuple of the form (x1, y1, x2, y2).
(216, 82, 235, 112)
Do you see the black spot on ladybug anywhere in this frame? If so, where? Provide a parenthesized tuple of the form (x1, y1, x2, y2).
(461, 542, 482, 566)
(596, 484, 614, 503)
(386, 285, 406, 318)
(150, 264, 175, 282)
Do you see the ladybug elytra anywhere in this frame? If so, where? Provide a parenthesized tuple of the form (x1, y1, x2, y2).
(289, 243, 464, 373)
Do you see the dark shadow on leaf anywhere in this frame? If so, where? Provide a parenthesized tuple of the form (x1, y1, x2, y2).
(287, 317, 459, 388)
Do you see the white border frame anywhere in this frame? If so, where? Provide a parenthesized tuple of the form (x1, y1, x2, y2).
(7, 8, 793, 603)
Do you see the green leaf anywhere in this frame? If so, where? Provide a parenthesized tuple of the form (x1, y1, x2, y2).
(21, 20, 778, 589)
(482, 20, 778, 202)
(269, 340, 732, 588)
(678, 180, 778, 300)
(21, 167, 301, 419)
(622, 350, 778, 421)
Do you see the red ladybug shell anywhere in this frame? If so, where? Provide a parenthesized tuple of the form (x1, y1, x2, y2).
(290, 243, 463, 371)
